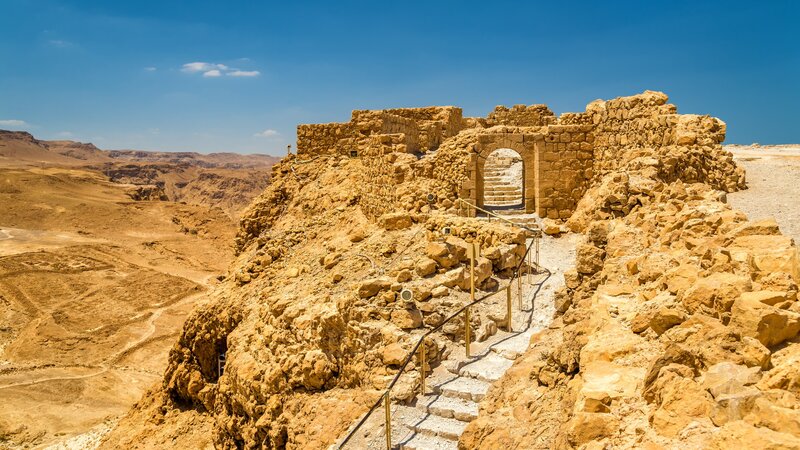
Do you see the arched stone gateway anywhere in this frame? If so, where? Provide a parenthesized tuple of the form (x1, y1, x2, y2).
(471, 132, 541, 214)
(296, 102, 604, 221)
(482, 148, 524, 208)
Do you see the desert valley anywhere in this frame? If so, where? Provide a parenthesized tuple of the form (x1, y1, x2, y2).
(0, 131, 277, 448)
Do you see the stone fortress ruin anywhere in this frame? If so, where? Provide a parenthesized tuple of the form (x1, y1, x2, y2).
(295, 91, 729, 222)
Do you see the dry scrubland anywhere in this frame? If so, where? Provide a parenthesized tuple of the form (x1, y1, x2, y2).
(0, 133, 276, 449)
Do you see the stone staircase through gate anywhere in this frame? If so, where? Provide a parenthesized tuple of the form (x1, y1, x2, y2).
(483, 151, 522, 209)
(481, 150, 539, 229)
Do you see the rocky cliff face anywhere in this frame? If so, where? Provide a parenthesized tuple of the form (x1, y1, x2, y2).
(460, 99, 800, 449)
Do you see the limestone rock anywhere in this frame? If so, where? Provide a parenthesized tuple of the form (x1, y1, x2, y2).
(542, 218, 563, 236)
(680, 272, 752, 315)
(348, 228, 365, 242)
(741, 290, 791, 307)
(576, 243, 605, 275)
(414, 257, 437, 277)
(425, 242, 459, 269)
(390, 308, 423, 329)
(729, 297, 800, 347)
(378, 212, 412, 230)
(396, 269, 412, 282)
(702, 362, 761, 398)
(758, 344, 800, 393)
(382, 343, 406, 366)
(708, 421, 800, 449)
(565, 412, 620, 446)
(650, 373, 714, 437)
(431, 285, 449, 298)
(358, 278, 392, 298)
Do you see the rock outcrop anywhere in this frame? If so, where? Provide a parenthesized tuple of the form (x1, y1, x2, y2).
(461, 93, 800, 449)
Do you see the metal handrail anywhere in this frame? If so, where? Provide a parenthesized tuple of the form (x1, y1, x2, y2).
(455, 198, 541, 236)
(337, 232, 541, 449)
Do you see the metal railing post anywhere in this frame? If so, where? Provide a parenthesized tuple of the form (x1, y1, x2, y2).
(384, 392, 391, 450)
(419, 337, 426, 396)
(517, 268, 523, 310)
(467, 241, 475, 357)
(527, 244, 532, 284)
(465, 305, 471, 358)
(506, 284, 513, 332)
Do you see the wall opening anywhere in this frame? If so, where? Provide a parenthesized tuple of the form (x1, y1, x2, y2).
(481, 148, 524, 210)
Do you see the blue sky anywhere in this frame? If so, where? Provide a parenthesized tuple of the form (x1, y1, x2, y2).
(0, 0, 797, 155)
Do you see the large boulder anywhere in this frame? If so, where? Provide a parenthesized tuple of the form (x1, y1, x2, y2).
(680, 272, 752, 315)
(378, 212, 412, 230)
(660, 315, 770, 369)
(382, 342, 407, 366)
(758, 344, 800, 393)
(358, 278, 392, 298)
(708, 420, 800, 449)
(576, 243, 606, 275)
(390, 308, 423, 329)
(729, 297, 800, 347)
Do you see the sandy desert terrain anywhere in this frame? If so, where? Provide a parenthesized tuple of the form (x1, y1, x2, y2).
(726, 144, 800, 245)
(0, 133, 275, 449)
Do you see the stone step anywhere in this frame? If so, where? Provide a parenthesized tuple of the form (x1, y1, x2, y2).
(481, 209, 527, 216)
(485, 186, 521, 193)
(484, 201, 523, 206)
(399, 433, 459, 450)
(490, 330, 535, 360)
(484, 199, 522, 204)
(484, 194, 522, 200)
(485, 192, 522, 196)
(419, 395, 479, 422)
(485, 188, 519, 192)
(433, 376, 491, 402)
(484, 202, 523, 207)
(397, 406, 467, 440)
(448, 352, 514, 382)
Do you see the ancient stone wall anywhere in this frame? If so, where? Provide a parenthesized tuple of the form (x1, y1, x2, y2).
(538, 124, 594, 219)
(384, 106, 463, 150)
(565, 91, 727, 182)
(358, 137, 398, 220)
(486, 104, 556, 127)
(296, 122, 355, 157)
(297, 92, 736, 223)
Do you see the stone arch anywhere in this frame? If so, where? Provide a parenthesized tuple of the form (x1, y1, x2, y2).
(480, 147, 525, 209)
(473, 133, 540, 214)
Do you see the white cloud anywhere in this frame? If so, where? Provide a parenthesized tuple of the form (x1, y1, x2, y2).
(56, 131, 74, 138)
(181, 61, 259, 79)
(228, 70, 260, 77)
(182, 62, 228, 73)
(0, 119, 28, 128)
(254, 129, 279, 138)
(144, 66, 157, 72)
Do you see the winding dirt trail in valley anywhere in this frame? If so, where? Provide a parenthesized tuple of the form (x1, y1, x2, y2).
(0, 282, 208, 391)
